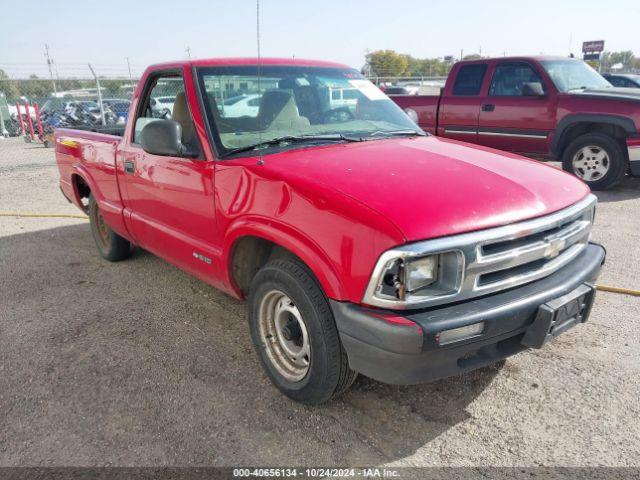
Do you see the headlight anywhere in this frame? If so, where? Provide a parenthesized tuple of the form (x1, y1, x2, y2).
(405, 255, 438, 292)
(364, 249, 464, 309)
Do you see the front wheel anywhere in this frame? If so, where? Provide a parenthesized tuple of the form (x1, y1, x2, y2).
(248, 259, 357, 404)
(561, 133, 626, 190)
(88, 194, 132, 262)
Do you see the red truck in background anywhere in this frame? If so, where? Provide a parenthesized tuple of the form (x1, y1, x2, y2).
(392, 56, 640, 190)
(55, 57, 604, 404)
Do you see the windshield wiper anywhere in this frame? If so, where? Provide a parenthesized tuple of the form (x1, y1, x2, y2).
(367, 129, 426, 138)
(223, 133, 363, 157)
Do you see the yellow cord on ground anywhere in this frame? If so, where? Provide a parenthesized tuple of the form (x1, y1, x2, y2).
(0, 212, 88, 219)
(596, 285, 640, 297)
(1, 212, 640, 297)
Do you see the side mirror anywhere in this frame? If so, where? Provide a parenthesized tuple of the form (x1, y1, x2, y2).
(522, 82, 546, 96)
(139, 119, 197, 158)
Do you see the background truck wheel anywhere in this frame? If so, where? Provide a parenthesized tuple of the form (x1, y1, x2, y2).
(248, 259, 357, 405)
(562, 133, 626, 190)
(88, 194, 132, 262)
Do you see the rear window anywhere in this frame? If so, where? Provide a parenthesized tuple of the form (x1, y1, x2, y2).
(452, 64, 487, 96)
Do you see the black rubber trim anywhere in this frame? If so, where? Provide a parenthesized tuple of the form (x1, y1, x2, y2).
(629, 160, 640, 176)
(331, 302, 423, 355)
(552, 114, 638, 157)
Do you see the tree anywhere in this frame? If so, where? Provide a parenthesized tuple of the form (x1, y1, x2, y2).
(0, 69, 21, 102)
(100, 78, 127, 97)
(365, 50, 409, 77)
(601, 51, 635, 71)
(23, 75, 53, 102)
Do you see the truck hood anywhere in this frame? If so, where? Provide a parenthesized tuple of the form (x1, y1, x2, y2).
(265, 136, 590, 242)
(571, 87, 640, 102)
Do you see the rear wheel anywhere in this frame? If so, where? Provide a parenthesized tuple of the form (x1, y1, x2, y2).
(248, 259, 357, 404)
(562, 133, 626, 190)
(88, 194, 131, 262)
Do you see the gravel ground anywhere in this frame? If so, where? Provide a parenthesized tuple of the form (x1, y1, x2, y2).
(0, 136, 639, 467)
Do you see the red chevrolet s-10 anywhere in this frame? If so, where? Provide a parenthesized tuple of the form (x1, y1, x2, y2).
(55, 57, 604, 404)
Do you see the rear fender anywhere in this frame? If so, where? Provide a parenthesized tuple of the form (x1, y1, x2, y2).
(70, 164, 133, 242)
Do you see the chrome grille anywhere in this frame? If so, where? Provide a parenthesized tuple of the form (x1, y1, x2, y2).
(470, 212, 592, 292)
(363, 194, 596, 309)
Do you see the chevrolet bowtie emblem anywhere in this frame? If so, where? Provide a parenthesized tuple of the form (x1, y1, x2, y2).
(544, 238, 566, 259)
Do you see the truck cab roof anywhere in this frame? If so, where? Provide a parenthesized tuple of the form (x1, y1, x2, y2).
(145, 57, 353, 72)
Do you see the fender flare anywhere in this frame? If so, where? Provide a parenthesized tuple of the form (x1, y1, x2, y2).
(222, 217, 346, 301)
(552, 114, 637, 157)
(69, 164, 101, 209)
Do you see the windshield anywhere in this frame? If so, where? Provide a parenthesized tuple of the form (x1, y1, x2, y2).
(196, 65, 421, 155)
(540, 59, 612, 92)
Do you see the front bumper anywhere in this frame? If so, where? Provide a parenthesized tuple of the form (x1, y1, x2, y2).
(331, 243, 605, 385)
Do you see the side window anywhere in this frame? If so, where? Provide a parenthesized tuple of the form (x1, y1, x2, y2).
(133, 75, 186, 144)
(606, 77, 617, 87)
(452, 64, 487, 96)
(489, 63, 545, 96)
(619, 78, 632, 88)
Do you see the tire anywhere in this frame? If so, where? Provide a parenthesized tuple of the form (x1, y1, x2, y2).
(248, 259, 357, 404)
(88, 194, 131, 262)
(561, 133, 626, 190)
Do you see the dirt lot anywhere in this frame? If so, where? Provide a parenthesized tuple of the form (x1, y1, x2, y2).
(1, 136, 639, 467)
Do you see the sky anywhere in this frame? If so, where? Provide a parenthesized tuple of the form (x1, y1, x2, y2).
(0, 0, 637, 78)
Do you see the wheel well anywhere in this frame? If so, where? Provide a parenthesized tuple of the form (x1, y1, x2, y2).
(72, 174, 91, 213)
(230, 236, 302, 297)
(558, 122, 627, 157)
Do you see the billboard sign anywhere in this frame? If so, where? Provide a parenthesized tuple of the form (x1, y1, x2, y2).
(583, 53, 601, 61)
(582, 40, 605, 53)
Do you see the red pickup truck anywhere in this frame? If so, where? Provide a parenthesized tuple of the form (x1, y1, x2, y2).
(55, 58, 604, 404)
(392, 56, 640, 190)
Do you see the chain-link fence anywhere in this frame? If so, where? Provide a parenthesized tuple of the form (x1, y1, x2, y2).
(0, 77, 140, 142)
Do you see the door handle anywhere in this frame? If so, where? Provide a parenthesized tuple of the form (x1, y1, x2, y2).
(482, 104, 495, 112)
(124, 160, 135, 174)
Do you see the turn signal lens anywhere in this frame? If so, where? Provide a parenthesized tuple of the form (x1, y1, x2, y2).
(437, 322, 484, 345)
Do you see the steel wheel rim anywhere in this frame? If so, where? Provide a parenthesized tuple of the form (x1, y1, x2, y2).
(572, 145, 610, 182)
(94, 204, 110, 249)
(258, 289, 310, 382)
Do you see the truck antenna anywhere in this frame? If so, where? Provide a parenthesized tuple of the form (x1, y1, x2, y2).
(256, 0, 264, 164)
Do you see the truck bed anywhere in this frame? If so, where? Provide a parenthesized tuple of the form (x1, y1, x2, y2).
(58, 124, 126, 137)
(390, 95, 440, 135)
(54, 127, 123, 221)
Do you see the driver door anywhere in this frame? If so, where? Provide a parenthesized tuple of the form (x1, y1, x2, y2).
(477, 62, 556, 154)
(117, 70, 220, 281)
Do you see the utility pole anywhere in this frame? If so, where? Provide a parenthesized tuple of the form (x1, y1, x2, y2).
(126, 57, 133, 82)
(460, 49, 464, 61)
(185, 46, 192, 59)
(88, 64, 106, 126)
(44, 44, 57, 94)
